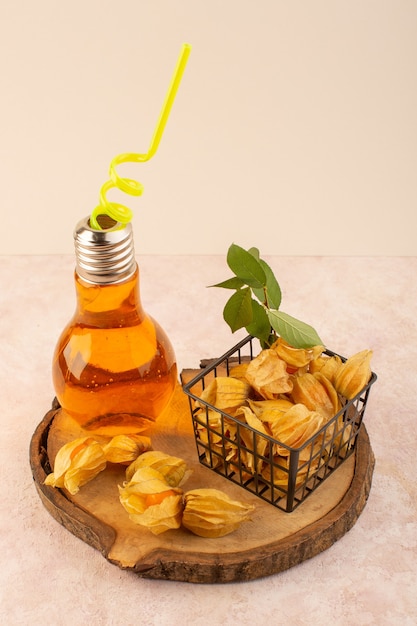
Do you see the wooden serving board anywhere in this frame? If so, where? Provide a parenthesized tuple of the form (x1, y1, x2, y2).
(30, 370, 375, 584)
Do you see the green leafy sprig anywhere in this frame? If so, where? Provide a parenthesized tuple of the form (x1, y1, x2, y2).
(210, 244, 323, 350)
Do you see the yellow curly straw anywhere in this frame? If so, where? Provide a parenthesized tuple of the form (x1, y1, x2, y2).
(90, 43, 191, 230)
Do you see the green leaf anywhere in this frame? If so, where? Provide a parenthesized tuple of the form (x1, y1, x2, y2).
(267, 310, 323, 349)
(245, 300, 271, 343)
(247, 247, 260, 260)
(212, 243, 322, 351)
(260, 259, 282, 309)
(263, 332, 279, 349)
(209, 277, 246, 289)
(251, 260, 282, 309)
(251, 284, 266, 305)
(227, 244, 266, 289)
(223, 287, 253, 333)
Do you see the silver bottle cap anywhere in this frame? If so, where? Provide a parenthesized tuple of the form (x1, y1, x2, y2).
(74, 216, 137, 284)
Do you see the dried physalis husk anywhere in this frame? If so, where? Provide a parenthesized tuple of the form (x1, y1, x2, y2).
(198, 376, 250, 414)
(313, 372, 342, 416)
(245, 349, 292, 399)
(102, 434, 152, 465)
(331, 418, 354, 458)
(195, 406, 238, 443)
(261, 455, 311, 489)
(271, 338, 324, 371)
(268, 403, 326, 459)
(195, 411, 224, 469)
(119, 467, 183, 535)
(291, 372, 339, 420)
(309, 354, 343, 384)
(228, 362, 250, 381)
(196, 413, 239, 469)
(235, 406, 270, 473)
(247, 398, 294, 422)
(182, 488, 255, 538)
(44, 437, 107, 495)
(126, 450, 192, 488)
(334, 350, 373, 400)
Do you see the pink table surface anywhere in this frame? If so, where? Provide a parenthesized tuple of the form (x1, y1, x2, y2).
(1, 254, 416, 625)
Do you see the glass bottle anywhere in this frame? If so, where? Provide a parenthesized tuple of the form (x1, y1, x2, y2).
(52, 216, 177, 436)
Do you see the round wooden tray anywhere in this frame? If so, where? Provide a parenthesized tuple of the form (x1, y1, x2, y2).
(30, 372, 375, 584)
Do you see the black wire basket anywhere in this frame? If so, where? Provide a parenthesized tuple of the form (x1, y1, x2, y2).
(183, 335, 377, 513)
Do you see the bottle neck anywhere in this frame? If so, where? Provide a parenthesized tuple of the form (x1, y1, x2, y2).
(74, 216, 137, 285)
(72, 216, 144, 324)
(74, 266, 145, 325)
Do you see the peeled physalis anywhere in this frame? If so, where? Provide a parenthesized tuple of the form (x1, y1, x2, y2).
(120, 457, 253, 537)
(118, 467, 184, 535)
(44, 437, 107, 495)
(45, 435, 257, 539)
(182, 488, 255, 538)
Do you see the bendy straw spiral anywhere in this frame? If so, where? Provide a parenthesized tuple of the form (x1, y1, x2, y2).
(90, 43, 191, 230)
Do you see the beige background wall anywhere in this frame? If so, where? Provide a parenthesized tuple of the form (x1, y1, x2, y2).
(1, 0, 416, 256)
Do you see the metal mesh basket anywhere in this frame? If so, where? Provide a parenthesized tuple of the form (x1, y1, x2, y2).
(183, 335, 377, 513)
